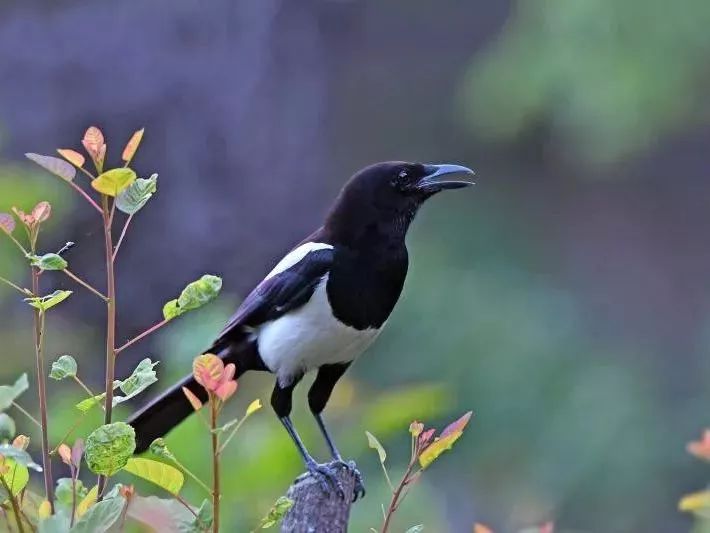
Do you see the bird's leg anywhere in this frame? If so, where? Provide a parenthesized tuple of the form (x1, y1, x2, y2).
(272, 379, 345, 498)
(279, 416, 345, 499)
(308, 364, 366, 501)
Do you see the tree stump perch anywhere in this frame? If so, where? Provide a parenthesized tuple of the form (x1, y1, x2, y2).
(280, 461, 356, 533)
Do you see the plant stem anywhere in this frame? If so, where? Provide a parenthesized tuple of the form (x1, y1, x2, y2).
(170, 457, 213, 496)
(210, 398, 220, 533)
(11, 402, 40, 428)
(0, 276, 31, 296)
(381, 459, 416, 533)
(98, 195, 117, 496)
(62, 269, 108, 301)
(115, 318, 168, 355)
(69, 181, 102, 214)
(112, 214, 133, 261)
(0, 476, 25, 533)
(31, 269, 54, 511)
(71, 376, 97, 399)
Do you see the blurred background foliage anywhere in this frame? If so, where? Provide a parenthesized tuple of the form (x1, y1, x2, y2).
(0, 0, 709, 531)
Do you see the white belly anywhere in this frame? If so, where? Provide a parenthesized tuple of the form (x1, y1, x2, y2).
(256, 274, 381, 386)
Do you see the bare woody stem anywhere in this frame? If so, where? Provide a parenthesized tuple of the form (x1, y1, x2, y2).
(68, 181, 102, 214)
(115, 318, 169, 355)
(211, 397, 220, 533)
(112, 214, 133, 261)
(62, 269, 108, 301)
(97, 194, 117, 496)
(0, 475, 25, 533)
(381, 458, 417, 533)
(0, 275, 31, 296)
(32, 268, 54, 511)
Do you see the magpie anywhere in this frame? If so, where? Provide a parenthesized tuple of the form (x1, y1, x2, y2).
(128, 161, 474, 499)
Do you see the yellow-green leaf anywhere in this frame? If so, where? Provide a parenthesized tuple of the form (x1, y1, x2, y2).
(418, 411, 473, 469)
(57, 149, 85, 168)
(246, 399, 262, 417)
(38, 499, 52, 519)
(122, 128, 145, 163)
(0, 458, 29, 500)
(679, 490, 710, 513)
(365, 431, 387, 464)
(123, 457, 184, 495)
(91, 168, 137, 197)
(76, 484, 98, 518)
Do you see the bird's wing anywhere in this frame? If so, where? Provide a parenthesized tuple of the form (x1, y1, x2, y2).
(214, 245, 334, 345)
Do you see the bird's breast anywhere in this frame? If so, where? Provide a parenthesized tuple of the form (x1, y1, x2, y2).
(256, 274, 381, 386)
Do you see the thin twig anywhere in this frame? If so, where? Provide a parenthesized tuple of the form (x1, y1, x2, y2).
(115, 319, 169, 355)
(381, 459, 417, 533)
(210, 397, 220, 533)
(112, 214, 133, 261)
(175, 494, 199, 518)
(72, 376, 97, 399)
(62, 269, 108, 301)
(32, 270, 54, 511)
(0, 475, 25, 533)
(170, 457, 212, 496)
(11, 402, 40, 428)
(0, 276, 31, 296)
(69, 182, 102, 214)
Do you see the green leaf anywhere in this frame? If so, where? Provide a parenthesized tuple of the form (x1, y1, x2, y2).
(75, 484, 98, 518)
(55, 477, 88, 510)
(0, 374, 28, 412)
(75, 393, 105, 412)
(0, 458, 29, 502)
(122, 457, 184, 495)
(187, 499, 213, 532)
(25, 153, 76, 182)
(39, 512, 72, 533)
(113, 358, 158, 405)
(24, 290, 72, 311)
(0, 444, 43, 471)
(91, 168, 137, 197)
(162, 299, 181, 321)
(163, 275, 222, 321)
(84, 422, 135, 476)
(255, 496, 293, 529)
(115, 174, 157, 214)
(0, 414, 15, 440)
(30, 253, 68, 271)
(70, 496, 125, 533)
(50, 355, 78, 380)
(365, 431, 387, 464)
(148, 438, 177, 462)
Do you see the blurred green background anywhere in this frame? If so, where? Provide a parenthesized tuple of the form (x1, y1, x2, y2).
(1, 0, 710, 531)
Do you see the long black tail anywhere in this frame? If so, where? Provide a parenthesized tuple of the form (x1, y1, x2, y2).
(129, 339, 263, 453)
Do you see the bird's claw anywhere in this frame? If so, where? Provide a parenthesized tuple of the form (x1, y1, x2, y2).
(331, 459, 366, 502)
(305, 461, 346, 499)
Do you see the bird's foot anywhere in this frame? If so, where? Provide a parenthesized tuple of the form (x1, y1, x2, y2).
(304, 460, 346, 499)
(331, 459, 366, 502)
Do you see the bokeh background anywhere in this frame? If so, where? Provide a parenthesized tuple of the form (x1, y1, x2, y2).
(1, 1, 710, 531)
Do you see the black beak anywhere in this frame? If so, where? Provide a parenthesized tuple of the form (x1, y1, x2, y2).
(416, 164, 475, 194)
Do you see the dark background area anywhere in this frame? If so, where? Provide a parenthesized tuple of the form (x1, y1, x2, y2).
(1, 1, 709, 531)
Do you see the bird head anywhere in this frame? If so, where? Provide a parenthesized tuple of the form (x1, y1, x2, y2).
(325, 161, 474, 245)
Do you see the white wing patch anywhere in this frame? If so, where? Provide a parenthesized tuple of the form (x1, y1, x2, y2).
(265, 242, 333, 281)
(256, 274, 381, 386)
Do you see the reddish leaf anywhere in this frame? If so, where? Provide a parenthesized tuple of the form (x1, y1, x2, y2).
(409, 421, 424, 437)
(12, 207, 35, 227)
(440, 411, 473, 439)
(474, 524, 494, 533)
(57, 444, 72, 465)
(418, 428, 436, 448)
(182, 387, 203, 411)
(71, 438, 85, 469)
(122, 128, 145, 162)
(31, 201, 51, 224)
(57, 149, 85, 168)
(25, 153, 76, 181)
(0, 213, 15, 234)
(687, 429, 710, 461)
(214, 363, 237, 401)
(539, 522, 554, 533)
(82, 126, 107, 170)
(193, 354, 224, 391)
